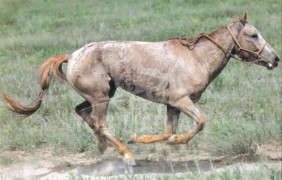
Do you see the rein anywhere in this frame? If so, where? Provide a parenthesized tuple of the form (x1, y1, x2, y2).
(178, 25, 267, 66)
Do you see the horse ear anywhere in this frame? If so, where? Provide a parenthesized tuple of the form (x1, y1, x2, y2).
(237, 12, 247, 29)
(241, 12, 248, 24)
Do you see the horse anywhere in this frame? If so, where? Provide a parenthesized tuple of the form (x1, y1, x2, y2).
(2, 13, 280, 165)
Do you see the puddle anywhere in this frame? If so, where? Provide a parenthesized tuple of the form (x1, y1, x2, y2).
(42, 156, 255, 177)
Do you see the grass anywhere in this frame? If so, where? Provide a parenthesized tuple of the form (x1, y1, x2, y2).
(147, 166, 281, 180)
(0, 0, 281, 165)
(134, 166, 281, 180)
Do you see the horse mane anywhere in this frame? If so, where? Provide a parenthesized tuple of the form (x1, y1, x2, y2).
(169, 17, 242, 48)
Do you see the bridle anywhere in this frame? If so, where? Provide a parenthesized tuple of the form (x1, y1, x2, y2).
(226, 25, 267, 64)
(178, 24, 268, 65)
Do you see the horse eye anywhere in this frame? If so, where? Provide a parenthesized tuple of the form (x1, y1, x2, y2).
(250, 34, 258, 40)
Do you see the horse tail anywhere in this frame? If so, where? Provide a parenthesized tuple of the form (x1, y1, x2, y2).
(2, 55, 68, 118)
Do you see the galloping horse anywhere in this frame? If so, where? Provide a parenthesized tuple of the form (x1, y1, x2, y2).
(2, 13, 280, 164)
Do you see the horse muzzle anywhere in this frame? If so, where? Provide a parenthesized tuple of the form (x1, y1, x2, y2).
(259, 55, 280, 70)
(274, 56, 280, 67)
(269, 55, 280, 69)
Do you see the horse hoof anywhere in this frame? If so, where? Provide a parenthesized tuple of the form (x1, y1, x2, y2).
(98, 142, 107, 154)
(123, 151, 136, 167)
(127, 133, 137, 144)
(167, 134, 177, 145)
(124, 158, 136, 167)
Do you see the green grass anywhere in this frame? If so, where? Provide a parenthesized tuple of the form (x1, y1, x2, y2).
(169, 165, 281, 180)
(0, 0, 281, 162)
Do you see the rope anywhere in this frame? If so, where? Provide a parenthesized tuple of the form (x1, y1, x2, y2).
(175, 25, 267, 66)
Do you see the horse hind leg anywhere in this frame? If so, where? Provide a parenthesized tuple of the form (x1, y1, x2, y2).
(90, 99, 135, 165)
(128, 105, 180, 144)
(74, 79, 116, 154)
(75, 101, 107, 154)
(72, 63, 134, 163)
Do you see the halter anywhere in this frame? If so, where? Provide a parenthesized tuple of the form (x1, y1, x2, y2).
(179, 24, 268, 65)
(226, 25, 267, 64)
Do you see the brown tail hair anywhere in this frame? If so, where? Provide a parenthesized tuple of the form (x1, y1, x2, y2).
(2, 55, 68, 117)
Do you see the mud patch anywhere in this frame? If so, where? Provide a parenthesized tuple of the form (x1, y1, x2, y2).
(50, 158, 229, 176)
(0, 140, 281, 179)
(34, 155, 276, 178)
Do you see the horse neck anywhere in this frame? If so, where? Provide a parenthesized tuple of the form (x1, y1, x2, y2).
(196, 27, 236, 81)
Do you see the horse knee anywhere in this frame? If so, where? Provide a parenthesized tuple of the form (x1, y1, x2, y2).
(99, 127, 108, 136)
(198, 116, 205, 132)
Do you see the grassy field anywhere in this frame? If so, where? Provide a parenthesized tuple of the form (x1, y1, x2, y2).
(0, 0, 281, 176)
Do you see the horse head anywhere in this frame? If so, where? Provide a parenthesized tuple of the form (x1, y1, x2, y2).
(228, 12, 280, 70)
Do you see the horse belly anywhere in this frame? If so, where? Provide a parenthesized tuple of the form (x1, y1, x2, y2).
(117, 72, 170, 103)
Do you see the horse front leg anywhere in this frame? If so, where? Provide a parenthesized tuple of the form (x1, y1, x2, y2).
(127, 105, 180, 144)
(167, 96, 205, 144)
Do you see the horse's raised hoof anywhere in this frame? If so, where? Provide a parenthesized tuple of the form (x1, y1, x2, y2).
(167, 134, 177, 145)
(167, 134, 188, 144)
(127, 133, 137, 144)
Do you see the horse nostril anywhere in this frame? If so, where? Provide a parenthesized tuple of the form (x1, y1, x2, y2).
(275, 56, 280, 62)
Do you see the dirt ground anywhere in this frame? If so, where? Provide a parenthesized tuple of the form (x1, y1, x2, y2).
(0, 140, 281, 179)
